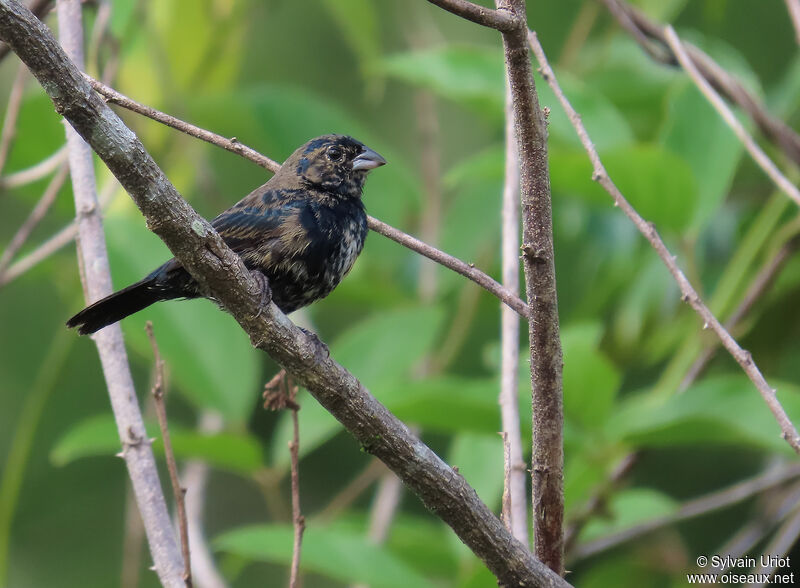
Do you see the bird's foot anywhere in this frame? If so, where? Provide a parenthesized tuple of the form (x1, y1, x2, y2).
(250, 269, 272, 317)
(298, 326, 330, 360)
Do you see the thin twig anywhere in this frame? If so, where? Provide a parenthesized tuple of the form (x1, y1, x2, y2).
(0, 218, 75, 286)
(707, 477, 800, 575)
(0, 145, 67, 189)
(528, 29, 800, 455)
(0, 175, 117, 288)
(497, 1, 565, 573)
(500, 432, 512, 533)
(264, 372, 305, 588)
(86, 76, 281, 173)
(367, 215, 529, 317)
(0, 161, 67, 278)
(749, 500, 800, 581)
(0, 63, 27, 175)
(85, 75, 530, 319)
(499, 69, 527, 546)
(681, 238, 800, 390)
(288, 393, 303, 588)
(597, 0, 800, 167)
(181, 411, 229, 588)
(787, 0, 800, 45)
(316, 459, 387, 522)
(572, 462, 800, 561)
(146, 322, 192, 588)
(663, 26, 800, 208)
(425, 0, 518, 31)
(52, 1, 184, 584)
(558, 1, 600, 69)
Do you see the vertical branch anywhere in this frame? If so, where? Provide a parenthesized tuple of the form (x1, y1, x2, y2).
(500, 432, 512, 532)
(288, 389, 304, 588)
(0, 63, 26, 175)
(54, 1, 185, 585)
(496, 0, 564, 574)
(264, 372, 305, 588)
(500, 72, 528, 546)
(182, 412, 229, 588)
(146, 322, 192, 587)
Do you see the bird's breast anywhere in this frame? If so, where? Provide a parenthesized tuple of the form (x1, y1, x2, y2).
(260, 200, 367, 313)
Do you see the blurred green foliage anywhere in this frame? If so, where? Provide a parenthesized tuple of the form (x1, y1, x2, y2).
(1, 0, 800, 586)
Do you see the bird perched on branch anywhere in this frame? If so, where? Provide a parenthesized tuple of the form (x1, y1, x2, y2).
(67, 134, 386, 335)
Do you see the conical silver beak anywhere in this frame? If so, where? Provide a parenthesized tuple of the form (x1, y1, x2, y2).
(352, 147, 387, 171)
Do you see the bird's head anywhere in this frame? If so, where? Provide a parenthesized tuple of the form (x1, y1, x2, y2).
(281, 134, 386, 197)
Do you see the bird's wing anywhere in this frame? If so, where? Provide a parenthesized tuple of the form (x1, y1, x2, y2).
(211, 194, 318, 260)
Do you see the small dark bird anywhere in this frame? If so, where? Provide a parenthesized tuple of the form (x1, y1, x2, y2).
(67, 134, 386, 335)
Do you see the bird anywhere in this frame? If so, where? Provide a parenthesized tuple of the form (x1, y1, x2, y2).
(66, 134, 386, 335)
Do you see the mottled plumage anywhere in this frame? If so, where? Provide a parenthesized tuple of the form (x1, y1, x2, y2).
(66, 134, 386, 335)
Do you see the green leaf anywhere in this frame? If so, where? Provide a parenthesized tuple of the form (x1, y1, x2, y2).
(659, 82, 743, 231)
(443, 146, 504, 190)
(580, 488, 677, 543)
(389, 377, 499, 435)
(332, 306, 446, 390)
(446, 434, 505, 561)
(552, 144, 698, 232)
(381, 45, 504, 120)
(163, 428, 264, 475)
(108, 0, 137, 37)
(562, 323, 621, 430)
(50, 414, 119, 466)
(215, 524, 436, 588)
(607, 375, 800, 453)
(385, 515, 459, 579)
(537, 70, 634, 151)
(51, 414, 264, 474)
(448, 434, 504, 513)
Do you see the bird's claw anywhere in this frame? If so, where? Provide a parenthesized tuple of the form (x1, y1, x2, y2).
(298, 327, 330, 360)
(250, 270, 272, 318)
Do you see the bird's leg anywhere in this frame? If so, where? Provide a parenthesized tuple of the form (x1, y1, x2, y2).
(298, 327, 330, 360)
(250, 269, 272, 318)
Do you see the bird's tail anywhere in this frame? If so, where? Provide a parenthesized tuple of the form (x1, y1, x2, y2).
(66, 277, 165, 335)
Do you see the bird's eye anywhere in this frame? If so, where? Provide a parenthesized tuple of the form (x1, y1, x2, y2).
(327, 146, 343, 162)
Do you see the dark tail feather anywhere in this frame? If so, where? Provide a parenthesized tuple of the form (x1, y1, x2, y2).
(66, 278, 164, 335)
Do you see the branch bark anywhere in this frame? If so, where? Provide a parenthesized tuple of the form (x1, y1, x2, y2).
(0, 1, 567, 585)
(500, 71, 528, 546)
(53, 0, 185, 585)
(425, 0, 518, 31)
(496, 0, 565, 574)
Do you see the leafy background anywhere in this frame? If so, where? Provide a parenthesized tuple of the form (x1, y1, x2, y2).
(1, 0, 800, 586)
